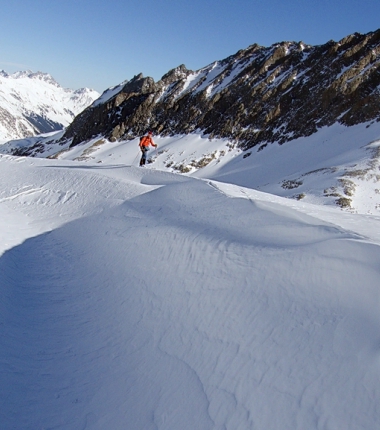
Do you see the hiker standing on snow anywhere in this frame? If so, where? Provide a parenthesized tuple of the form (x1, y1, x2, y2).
(139, 131, 157, 166)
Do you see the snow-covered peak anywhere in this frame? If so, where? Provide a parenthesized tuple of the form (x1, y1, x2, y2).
(0, 70, 100, 140)
(9, 70, 59, 88)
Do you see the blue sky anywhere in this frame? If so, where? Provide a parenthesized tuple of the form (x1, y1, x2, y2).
(1, 0, 379, 92)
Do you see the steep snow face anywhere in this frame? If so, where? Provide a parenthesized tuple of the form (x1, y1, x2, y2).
(0, 70, 99, 140)
(0, 154, 380, 429)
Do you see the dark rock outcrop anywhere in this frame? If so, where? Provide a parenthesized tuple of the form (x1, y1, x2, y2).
(64, 29, 380, 150)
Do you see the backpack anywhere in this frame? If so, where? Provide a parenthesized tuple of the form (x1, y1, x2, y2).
(139, 135, 151, 147)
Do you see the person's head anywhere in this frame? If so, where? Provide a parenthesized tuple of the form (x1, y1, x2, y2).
(148, 131, 153, 136)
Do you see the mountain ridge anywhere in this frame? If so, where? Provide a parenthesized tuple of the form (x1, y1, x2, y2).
(1, 30, 380, 215)
(61, 29, 380, 149)
(0, 71, 99, 140)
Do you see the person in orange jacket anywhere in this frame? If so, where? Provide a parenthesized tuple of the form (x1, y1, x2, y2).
(139, 131, 157, 166)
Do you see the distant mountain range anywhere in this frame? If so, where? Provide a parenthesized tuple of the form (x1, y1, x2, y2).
(0, 70, 99, 140)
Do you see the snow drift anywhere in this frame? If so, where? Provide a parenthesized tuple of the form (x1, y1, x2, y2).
(1, 154, 380, 429)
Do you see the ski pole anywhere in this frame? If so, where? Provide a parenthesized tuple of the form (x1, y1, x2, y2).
(132, 150, 140, 166)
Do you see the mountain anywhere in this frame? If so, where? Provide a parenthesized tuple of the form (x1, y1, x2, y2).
(1, 29, 380, 214)
(61, 29, 380, 148)
(0, 70, 100, 140)
(2, 119, 379, 215)
(1, 31, 380, 428)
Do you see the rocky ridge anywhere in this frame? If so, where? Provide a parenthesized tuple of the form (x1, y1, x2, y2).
(63, 29, 380, 150)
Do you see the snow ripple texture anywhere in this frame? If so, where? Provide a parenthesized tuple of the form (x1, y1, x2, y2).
(0, 156, 380, 429)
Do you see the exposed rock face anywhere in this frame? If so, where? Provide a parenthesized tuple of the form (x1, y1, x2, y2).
(63, 29, 380, 149)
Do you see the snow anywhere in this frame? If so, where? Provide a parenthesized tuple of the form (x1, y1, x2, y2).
(160, 64, 223, 102)
(193, 62, 228, 95)
(1, 121, 380, 429)
(160, 61, 237, 101)
(174, 54, 262, 100)
(0, 71, 99, 140)
(206, 58, 257, 97)
(92, 81, 128, 108)
(181, 70, 205, 93)
(20, 119, 379, 215)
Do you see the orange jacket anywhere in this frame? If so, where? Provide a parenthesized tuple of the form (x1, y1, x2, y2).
(139, 135, 155, 148)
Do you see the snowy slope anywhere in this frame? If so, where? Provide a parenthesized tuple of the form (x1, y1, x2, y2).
(0, 153, 380, 429)
(0, 70, 99, 140)
(5, 119, 379, 215)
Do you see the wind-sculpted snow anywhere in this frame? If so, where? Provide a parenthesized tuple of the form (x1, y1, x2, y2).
(0, 156, 380, 429)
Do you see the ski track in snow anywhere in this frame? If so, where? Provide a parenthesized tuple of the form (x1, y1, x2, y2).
(1, 156, 380, 429)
